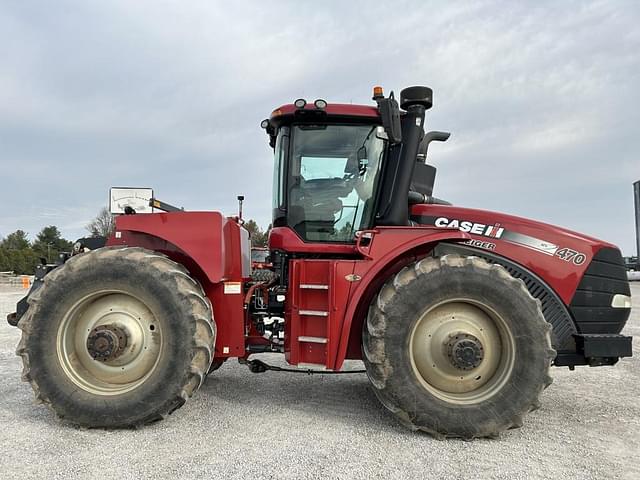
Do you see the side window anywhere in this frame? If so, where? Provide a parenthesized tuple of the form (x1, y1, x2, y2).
(272, 127, 289, 210)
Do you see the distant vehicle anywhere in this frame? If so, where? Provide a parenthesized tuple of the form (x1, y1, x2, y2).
(624, 256, 638, 271)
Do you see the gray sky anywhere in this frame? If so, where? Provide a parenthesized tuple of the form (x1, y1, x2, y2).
(1, 0, 639, 254)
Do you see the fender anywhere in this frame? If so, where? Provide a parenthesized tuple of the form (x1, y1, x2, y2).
(331, 226, 469, 370)
(107, 211, 249, 282)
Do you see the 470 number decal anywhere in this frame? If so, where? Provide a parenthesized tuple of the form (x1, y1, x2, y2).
(555, 248, 586, 265)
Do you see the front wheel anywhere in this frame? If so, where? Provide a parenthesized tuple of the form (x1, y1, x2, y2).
(363, 255, 555, 439)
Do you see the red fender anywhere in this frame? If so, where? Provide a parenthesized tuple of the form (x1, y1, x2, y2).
(108, 211, 248, 282)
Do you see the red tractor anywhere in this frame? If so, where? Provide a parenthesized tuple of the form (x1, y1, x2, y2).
(8, 86, 632, 439)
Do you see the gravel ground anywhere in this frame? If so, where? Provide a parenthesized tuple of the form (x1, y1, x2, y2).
(0, 284, 638, 480)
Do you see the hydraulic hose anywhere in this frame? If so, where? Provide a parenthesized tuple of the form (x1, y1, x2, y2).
(408, 190, 452, 205)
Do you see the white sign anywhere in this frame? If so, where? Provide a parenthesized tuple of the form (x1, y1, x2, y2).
(223, 282, 242, 294)
(109, 187, 154, 214)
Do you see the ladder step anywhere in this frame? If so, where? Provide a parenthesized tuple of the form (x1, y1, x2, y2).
(298, 336, 328, 344)
(300, 284, 329, 290)
(299, 310, 329, 317)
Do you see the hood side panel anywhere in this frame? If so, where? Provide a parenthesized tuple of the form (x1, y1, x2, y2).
(411, 204, 619, 304)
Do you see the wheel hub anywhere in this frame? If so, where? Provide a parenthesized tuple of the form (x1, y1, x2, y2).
(86, 325, 128, 361)
(446, 333, 484, 371)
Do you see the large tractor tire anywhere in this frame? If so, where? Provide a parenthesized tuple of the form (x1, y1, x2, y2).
(363, 255, 555, 439)
(16, 247, 215, 427)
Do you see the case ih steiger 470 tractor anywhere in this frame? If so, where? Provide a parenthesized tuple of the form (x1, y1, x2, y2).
(8, 86, 633, 439)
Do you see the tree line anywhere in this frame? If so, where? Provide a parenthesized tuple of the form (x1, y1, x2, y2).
(1, 207, 269, 275)
(0, 207, 115, 275)
(0, 227, 72, 275)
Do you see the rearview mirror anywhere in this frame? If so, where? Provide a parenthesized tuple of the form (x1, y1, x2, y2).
(376, 93, 402, 144)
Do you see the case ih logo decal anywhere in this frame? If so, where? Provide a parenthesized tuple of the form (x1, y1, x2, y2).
(421, 215, 587, 263)
(433, 216, 558, 256)
(434, 217, 504, 238)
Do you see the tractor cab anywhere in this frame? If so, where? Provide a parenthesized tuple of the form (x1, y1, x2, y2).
(264, 86, 439, 248)
(272, 122, 386, 242)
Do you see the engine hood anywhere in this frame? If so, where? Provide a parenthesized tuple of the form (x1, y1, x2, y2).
(410, 204, 619, 304)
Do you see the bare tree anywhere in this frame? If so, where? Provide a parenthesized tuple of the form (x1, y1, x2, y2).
(86, 207, 115, 237)
(243, 219, 268, 247)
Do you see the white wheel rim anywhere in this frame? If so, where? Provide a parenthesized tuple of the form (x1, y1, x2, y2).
(56, 290, 163, 396)
(409, 299, 516, 405)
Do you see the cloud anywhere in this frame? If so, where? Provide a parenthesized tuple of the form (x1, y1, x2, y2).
(0, 0, 639, 254)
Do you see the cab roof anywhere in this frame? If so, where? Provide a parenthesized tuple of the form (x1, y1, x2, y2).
(270, 103, 380, 122)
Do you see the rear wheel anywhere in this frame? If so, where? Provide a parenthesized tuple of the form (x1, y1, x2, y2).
(363, 255, 555, 439)
(16, 247, 215, 427)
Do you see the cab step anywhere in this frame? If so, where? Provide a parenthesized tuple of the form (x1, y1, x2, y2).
(298, 336, 328, 344)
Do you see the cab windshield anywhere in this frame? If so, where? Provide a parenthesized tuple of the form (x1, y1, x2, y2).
(274, 124, 385, 242)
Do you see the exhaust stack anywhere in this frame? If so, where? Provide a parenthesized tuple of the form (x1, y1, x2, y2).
(375, 86, 433, 226)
